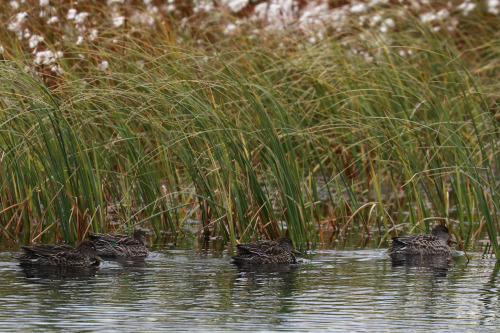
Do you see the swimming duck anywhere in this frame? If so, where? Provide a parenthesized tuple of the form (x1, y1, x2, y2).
(232, 237, 299, 265)
(88, 229, 148, 258)
(19, 241, 101, 268)
(387, 225, 451, 256)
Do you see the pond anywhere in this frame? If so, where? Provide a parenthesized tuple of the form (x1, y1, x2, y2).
(0, 243, 499, 332)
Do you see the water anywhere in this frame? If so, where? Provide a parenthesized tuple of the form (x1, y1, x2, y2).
(0, 245, 499, 332)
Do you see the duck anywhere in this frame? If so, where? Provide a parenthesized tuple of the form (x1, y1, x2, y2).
(232, 237, 300, 265)
(387, 224, 452, 256)
(19, 241, 101, 268)
(88, 229, 148, 258)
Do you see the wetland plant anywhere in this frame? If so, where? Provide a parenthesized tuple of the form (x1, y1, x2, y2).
(0, 1, 498, 257)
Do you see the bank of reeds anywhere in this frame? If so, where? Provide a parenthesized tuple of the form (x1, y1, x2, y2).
(0, 1, 499, 256)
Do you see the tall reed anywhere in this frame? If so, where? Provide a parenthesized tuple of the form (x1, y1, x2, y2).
(0, 2, 498, 255)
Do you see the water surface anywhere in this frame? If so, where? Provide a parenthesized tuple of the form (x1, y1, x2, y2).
(0, 246, 498, 332)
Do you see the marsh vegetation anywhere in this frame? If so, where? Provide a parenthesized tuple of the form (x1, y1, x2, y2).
(0, 1, 499, 256)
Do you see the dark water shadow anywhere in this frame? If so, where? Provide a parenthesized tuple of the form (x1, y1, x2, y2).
(19, 265, 99, 280)
(230, 262, 300, 325)
(102, 256, 148, 268)
(390, 254, 452, 277)
(232, 262, 299, 275)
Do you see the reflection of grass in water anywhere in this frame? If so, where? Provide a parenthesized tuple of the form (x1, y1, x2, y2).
(0, 2, 498, 257)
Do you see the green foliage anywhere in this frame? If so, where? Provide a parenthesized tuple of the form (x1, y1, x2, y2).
(0, 4, 499, 256)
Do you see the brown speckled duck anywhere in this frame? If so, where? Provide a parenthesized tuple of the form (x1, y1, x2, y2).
(19, 241, 101, 268)
(232, 237, 299, 265)
(88, 229, 148, 259)
(387, 225, 451, 256)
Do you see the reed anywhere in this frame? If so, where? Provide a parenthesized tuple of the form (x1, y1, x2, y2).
(0, 1, 498, 256)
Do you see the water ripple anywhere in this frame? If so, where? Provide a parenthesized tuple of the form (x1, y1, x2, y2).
(0, 250, 498, 331)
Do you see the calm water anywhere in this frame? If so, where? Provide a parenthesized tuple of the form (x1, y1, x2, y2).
(0, 245, 499, 332)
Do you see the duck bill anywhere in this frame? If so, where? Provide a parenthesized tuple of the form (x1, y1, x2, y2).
(92, 255, 102, 267)
(292, 249, 301, 255)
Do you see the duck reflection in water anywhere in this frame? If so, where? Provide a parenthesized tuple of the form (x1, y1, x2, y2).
(231, 239, 301, 323)
(390, 254, 451, 272)
(234, 261, 299, 276)
(113, 256, 148, 268)
(20, 265, 99, 279)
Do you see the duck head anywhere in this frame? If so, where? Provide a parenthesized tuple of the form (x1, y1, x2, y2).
(277, 237, 301, 254)
(76, 241, 102, 265)
(133, 229, 148, 246)
(431, 225, 450, 243)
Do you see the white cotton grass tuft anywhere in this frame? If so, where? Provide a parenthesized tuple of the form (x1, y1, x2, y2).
(384, 18, 395, 28)
(50, 65, 63, 75)
(47, 16, 59, 24)
(252, 0, 297, 29)
(131, 11, 155, 26)
(193, 0, 213, 13)
(223, 23, 237, 35)
(457, 1, 476, 16)
(8, 12, 28, 31)
(40, 0, 49, 6)
(350, 3, 367, 13)
(28, 34, 44, 49)
(34, 50, 63, 65)
(67, 9, 77, 20)
(8, 12, 28, 40)
(488, 0, 500, 14)
(75, 12, 90, 24)
(420, 12, 437, 23)
(89, 29, 99, 41)
(97, 60, 109, 71)
(112, 15, 125, 27)
(222, 0, 249, 13)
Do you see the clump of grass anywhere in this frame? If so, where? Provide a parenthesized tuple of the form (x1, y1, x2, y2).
(0, 1, 499, 256)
